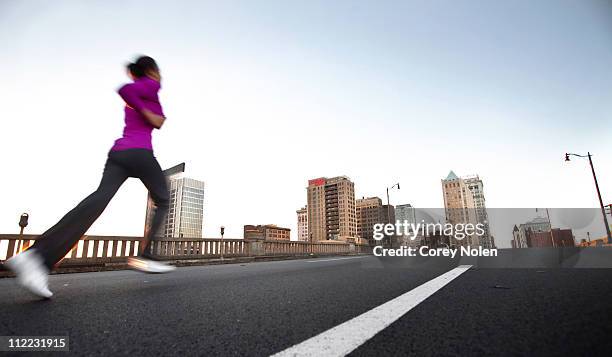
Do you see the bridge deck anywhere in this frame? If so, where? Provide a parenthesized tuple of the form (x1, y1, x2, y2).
(0, 256, 611, 356)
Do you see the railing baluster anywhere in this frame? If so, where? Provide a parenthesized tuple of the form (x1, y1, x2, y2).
(6, 240, 16, 259)
(102, 241, 109, 258)
(83, 240, 90, 258)
(92, 240, 100, 258)
(71, 243, 79, 259)
(130, 240, 137, 257)
(123, 241, 130, 257)
(115, 240, 122, 258)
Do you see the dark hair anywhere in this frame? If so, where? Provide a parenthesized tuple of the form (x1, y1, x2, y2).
(127, 55, 159, 78)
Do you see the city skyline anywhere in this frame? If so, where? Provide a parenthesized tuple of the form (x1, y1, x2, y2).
(2, 0, 611, 245)
(2, 3, 612, 355)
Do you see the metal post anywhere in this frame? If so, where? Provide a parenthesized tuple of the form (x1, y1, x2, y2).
(386, 187, 391, 224)
(220, 226, 225, 261)
(310, 232, 313, 255)
(385, 183, 399, 247)
(587, 153, 612, 244)
(18, 213, 29, 253)
(565, 152, 611, 244)
(587, 232, 591, 243)
(386, 188, 390, 247)
(545, 208, 555, 248)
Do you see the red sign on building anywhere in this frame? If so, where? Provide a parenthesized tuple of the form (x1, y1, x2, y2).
(308, 178, 326, 186)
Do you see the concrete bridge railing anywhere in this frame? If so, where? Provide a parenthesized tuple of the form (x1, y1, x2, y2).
(0, 234, 372, 271)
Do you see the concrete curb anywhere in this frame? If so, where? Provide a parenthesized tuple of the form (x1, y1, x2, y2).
(0, 253, 369, 278)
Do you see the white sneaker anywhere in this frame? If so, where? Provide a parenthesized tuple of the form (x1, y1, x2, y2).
(4, 250, 53, 299)
(128, 257, 176, 274)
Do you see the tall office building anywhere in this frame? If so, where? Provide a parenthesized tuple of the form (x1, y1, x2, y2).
(463, 175, 492, 247)
(307, 176, 357, 242)
(356, 197, 382, 246)
(356, 197, 395, 246)
(395, 204, 416, 225)
(441, 171, 492, 247)
(355, 197, 395, 246)
(144, 163, 205, 239)
(394, 203, 419, 247)
(296, 206, 308, 241)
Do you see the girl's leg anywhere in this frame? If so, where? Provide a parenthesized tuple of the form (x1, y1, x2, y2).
(30, 154, 130, 269)
(134, 152, 169, 258)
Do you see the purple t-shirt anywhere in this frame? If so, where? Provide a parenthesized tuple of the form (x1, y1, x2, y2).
(111, 77, 165, 151)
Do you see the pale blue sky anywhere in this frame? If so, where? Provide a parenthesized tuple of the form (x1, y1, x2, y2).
(1, 0, 611, 247)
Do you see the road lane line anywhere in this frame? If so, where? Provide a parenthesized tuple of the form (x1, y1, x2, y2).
(306, 256, 369, 263)
(271, 265, 472, 357)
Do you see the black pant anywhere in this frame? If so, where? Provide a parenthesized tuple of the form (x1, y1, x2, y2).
(31, 149, 169, 269)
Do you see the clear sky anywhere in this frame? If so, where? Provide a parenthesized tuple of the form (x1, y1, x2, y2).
(1, 0, 611, 247)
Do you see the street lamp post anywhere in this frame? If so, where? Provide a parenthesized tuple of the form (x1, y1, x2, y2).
(565, 152, 612, 244)
(18, 213, 29, 236)
(18, 213, 29, 253)
(220, 226, 225, 261)
(386, 183, 400, 247)
(309, 231, 314, 255)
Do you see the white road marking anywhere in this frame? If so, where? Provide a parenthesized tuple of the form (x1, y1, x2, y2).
(271, 265, 472, 357)
(306, 256, 368, 263)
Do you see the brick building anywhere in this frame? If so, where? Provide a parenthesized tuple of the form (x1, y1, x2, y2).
(307, 176, 357, 242)
(527, 228, 575, 248)
(356, 196, 395, 246)
(244, 225, 291, 241)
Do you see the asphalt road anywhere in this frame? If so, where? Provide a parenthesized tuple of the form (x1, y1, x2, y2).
(0, 256, 611, 356)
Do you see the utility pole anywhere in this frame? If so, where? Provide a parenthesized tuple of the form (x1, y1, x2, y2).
(565, 153, 611, 244)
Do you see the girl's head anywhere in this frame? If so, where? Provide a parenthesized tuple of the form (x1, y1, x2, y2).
(127, 56, 160, 81)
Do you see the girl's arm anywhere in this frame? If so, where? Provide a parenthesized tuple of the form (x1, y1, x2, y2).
(141, 109, 165, 129)
(118, 82, 166, 129)
(118, 82, 147, 112)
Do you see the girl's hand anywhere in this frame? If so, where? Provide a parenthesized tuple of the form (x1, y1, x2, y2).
(141, 109, 165, 129)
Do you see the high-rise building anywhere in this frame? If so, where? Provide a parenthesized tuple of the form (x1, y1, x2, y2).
(144, 163, 205, 239)
(244, 224, 291, 241)
(356, 197, 395, 246)
(395, 204, 416, 226)
(356, 197, 382, 246)
(394, 203, 419, 247)
(463, 175, 491, 247)
(307, 176, 357, 242)
(296, 206, 308, 241)
(441, 171, 492, 247)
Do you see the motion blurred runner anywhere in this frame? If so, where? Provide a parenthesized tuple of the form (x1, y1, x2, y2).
(5, 56, 175, 298)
